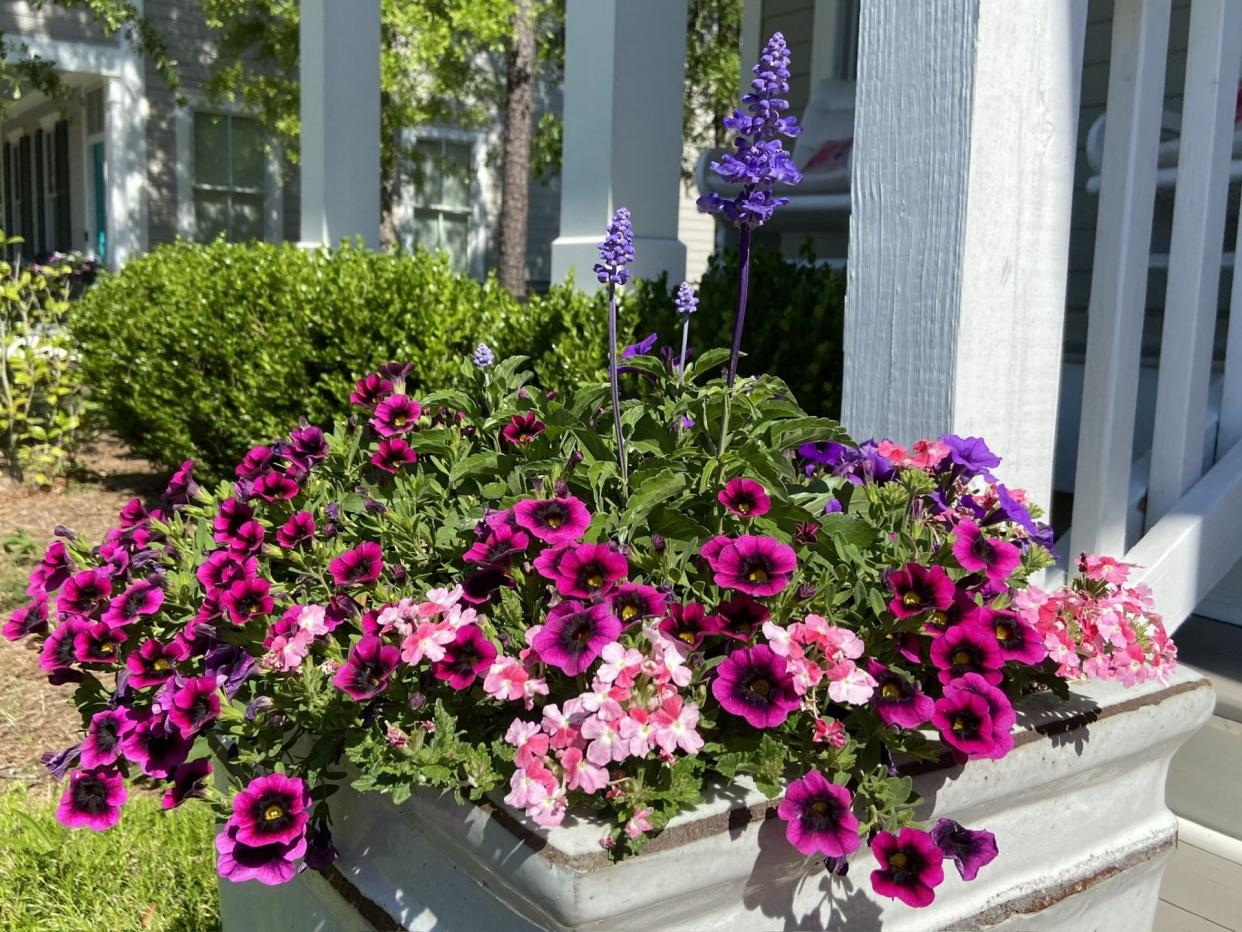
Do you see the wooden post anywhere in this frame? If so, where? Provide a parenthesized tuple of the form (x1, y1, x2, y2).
(299, 0, 381, 248)
(842, 1, 1087, 506)
(551, 0, 688, 293)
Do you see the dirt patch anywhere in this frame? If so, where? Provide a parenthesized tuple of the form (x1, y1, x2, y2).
(0, 435, 166, 794)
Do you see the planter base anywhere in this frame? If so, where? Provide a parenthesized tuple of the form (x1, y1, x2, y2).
(220, 669, 1212, 931)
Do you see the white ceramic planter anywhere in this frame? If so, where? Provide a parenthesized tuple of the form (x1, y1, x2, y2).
(219, 668, 1212, 931)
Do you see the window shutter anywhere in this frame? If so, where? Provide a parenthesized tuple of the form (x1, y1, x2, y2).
(2, 144, 11, 238)
(18, 136, 33, 253)
(34, 130, 46, 255)
(54, 121, 71, 252)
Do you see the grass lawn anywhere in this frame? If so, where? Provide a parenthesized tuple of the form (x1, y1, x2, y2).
(0, 786, 219, 932)
(0, 437, 221, 931)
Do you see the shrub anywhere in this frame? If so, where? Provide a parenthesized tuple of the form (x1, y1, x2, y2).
(72, 242, 620, 479)
(1, 233, 85, 486)
(628, 243, 846, 417)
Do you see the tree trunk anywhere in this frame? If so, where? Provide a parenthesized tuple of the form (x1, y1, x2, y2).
(498, 0, 536, 297)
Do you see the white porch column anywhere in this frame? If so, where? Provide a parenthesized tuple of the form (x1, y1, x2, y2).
(841, 1, 1087, 505)
(103, 57, 147, 267)
(551, 0, 688, 293)
(299, 0, 380, 248)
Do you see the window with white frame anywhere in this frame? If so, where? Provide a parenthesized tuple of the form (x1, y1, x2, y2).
(408, 136, 474, 274)
(192, 112, 265, 242)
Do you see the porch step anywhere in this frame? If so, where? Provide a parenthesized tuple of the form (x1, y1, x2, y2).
(1174, 616, 1242, 723)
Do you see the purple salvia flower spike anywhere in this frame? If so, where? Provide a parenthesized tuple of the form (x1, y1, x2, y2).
(675, 281, 697, 384)
(595, 208, 634, 489)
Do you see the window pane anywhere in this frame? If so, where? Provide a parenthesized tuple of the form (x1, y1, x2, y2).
(442, 213, 469, 274)
(230, 193, 264, 241)
(412, 207, 440, 252)
(194, 114, 230, 187)
(194, 190, 230, 242)
(410, 141, 440, 208)
(440, 142, 472, 210)
(230, 118, 266, 190)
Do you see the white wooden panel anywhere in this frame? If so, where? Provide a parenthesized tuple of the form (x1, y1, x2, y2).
(1146, 0, 1242, 526)
(1220, 185, 1242, 456)
(1127, 440, 1242, 634)
(842, 0, 1085, 506)
(1069, 0, 1171, 559)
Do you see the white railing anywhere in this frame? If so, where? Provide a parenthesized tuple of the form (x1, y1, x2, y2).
(1068, 0, 1242, 632)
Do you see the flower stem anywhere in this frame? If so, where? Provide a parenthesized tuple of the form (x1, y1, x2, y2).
(677, 317, 690, 386)
(607, 281, 628, 491)
(726, 225, 752, 388)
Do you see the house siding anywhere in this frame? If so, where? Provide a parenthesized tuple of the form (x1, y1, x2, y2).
(760, 0, 816, 116)
(0, 1, 121, 47)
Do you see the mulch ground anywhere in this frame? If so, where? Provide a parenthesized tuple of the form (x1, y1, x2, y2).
(0, 435, 165, 794)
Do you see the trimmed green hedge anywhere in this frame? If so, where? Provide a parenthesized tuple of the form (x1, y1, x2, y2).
(73, 242, 616, 478)
(73, 240, 845, 478)
(630, 244, 845, 419)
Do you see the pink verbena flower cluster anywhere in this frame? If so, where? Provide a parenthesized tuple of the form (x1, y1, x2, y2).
(1015, 554, 1177, 686)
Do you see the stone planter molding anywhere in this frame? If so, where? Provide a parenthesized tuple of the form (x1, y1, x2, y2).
(219, 667, 1212, 931)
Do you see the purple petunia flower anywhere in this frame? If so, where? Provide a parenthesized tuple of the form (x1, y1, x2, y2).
(593, 207, 634, 286)
(58, 568, 113, 619)
(608, 583, 667, 625)
(500, 412, 546, 446)
(939, 434, 1001, 480)
(371, 437, 418, 474)
(303, 822, 340, 871)
(126, 638, 186, 688)
(167, 676, 222, 737)
(371, 394, 421, 437)
(932, 672, 1015, 761)
(29, 539, 73, 594)
(42, 742, 82, 781)
(701, 534, 797, 597)
(118, 497, 149, 528)
(711, 644, 800, 729)
(100, 580, 165, 630)
(975, 606, 1046, 666)
(230, 772, 311, 849)
(236, 446, 276, 481)
(212, 497, 254, 541)
(276, 511, 315, 550)
(886, 563, 955, 621)
(715, 594, 769, 641)
(657, 602, 724, 649)
(4, 593, 49, 641)
(621, 332, 658, 359)
(869, 827, 945, 908)
(460, 565, 514, 606)
(121, 711, 194, 778)
(80, 708, 135, 769)
(867, 659, 935, 729)
(512, 496, 592, 545)
(216, 822, 306, 886)
(929, 622, 1004, 686)
(196, 550, 257, 594)
(220, 576, 274, 626)
(777, 771, 861, 858)
(329, 542, 384, 587)
(287, 425, 328, 471)
(39, 618, 89, 673)
(699, 33, 802, 229)
(718, 477, 771, 519)
(931, 818, 999, 882)
(991, 484, 1056, 552)
(431, 626, 497, 690)
(56, 767, 127, 831)
(531, 600, 620, 676)
(332, 635, 400, 701)
(350, 372, 394, 410)
(533, 542, 629, 599)
(952, 519, 1020, 585)
(163, 758, 213, 810)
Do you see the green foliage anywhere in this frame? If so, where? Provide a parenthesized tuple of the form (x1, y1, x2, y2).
(628, 243, 847, 417)
(0, 234, 84, 485)
(683, 0, 744, 179)
(71, 240, 622, 477)
(0, 786, 219, 932)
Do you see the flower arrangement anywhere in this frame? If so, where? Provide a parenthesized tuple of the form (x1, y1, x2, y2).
(6, 33, 1177, 912)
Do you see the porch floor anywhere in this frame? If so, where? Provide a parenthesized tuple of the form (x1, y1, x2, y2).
(1155, 616, 1242, 931)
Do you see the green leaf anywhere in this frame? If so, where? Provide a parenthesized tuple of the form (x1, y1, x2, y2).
(769, 416, 850, 452)
(619, 469, 686, 527)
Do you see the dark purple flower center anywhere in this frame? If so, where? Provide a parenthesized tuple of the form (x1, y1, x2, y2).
(186, 695, 215, 728)
(994, 621, 1016, 645)
(93, 719, 120, 752)
(52, 634, 77, 665)
(950, 645, 985, 673)
(970, 534, 996, 563)
(885, 846, 926, 886)
(557, 614, 598, 653)
(72, 777, 109, 814)
(951, 709, 983, 740)
(536, 503, 568, 529)
(804, 795, 844, 833)
(740, 556, 772, 583)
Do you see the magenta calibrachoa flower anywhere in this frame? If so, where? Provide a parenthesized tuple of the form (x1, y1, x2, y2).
(870, 827, 945, 908)
(501, 412, 546, 446)
(711, 644, 800, 728)
(930, 622, 1005, 685)
(333, 635, 400, 701)
(101, 579, 164, 629)
(931, 818, 999, 882)
(777, 771, 861, 857)
(718, 477, 771, 518)
(658, 602, 723, 649)
(432, 626, 498, 690)
(163, 758, 213, 810)
(372, 437, 418, 474)
(513, 496, 591, 545)
(56, 768, 127, 830)
(887, 563, 955, 620)
(532, 601, 620, 676)
(80, 709, 134, 769)
(952, 518, 1021, 584)
(534, 542, 628, 599)
(276, 511, 315, 549)
(126, 638, 185, 687)
(329, 541, 384, 587)
(168, 676, 222, 737)
(371, 394, 421, 436)
(932, 672, 1016, 761)
(702, 534, 797, 597)
(867, 660, 935, 729)
(216, 773, 311, 886)
(608, 583, 667, 625)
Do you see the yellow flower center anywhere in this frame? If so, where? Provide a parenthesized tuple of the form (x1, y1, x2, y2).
(749, 678, 771, 698)
(546, 514, 563, 529)
(620, 605, 638, 621)
(747, 567, 769, 583)
(889, 852, 909, 870)
(929, 611, 947, 626)
(153, 658, 170, 671)
(809, 800, 832, 817)
(902, 592, 923, 609)
(737, 502, 751, 514)
(995, 622, 1014, 643)
(586, 573, 604, 590)
(881, 682, 902, 700)
(263, 804, 286, 822)
(952, 650, 972, 667)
